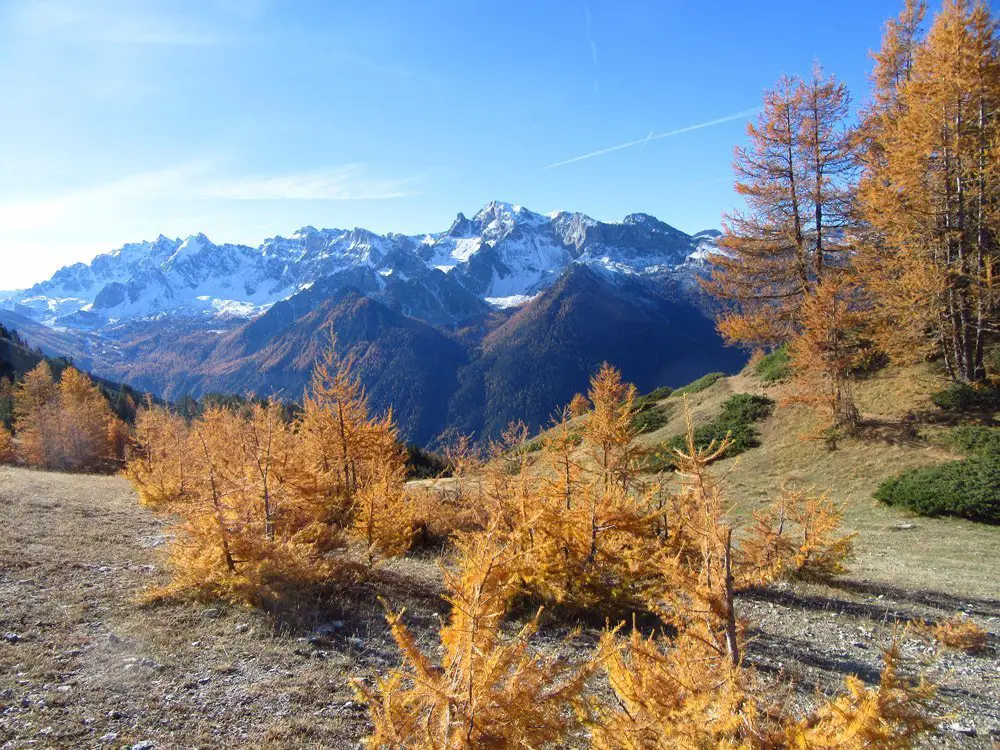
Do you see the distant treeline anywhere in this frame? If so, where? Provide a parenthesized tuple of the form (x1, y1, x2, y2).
(0, 324, 450, 479)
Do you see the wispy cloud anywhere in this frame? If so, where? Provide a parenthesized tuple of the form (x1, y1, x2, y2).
(197, 165, 422, 201)
(0, 162, 213, 233)
(0, 163, 421, 233)
(583, 1, 599, 93)
(543, 107, 760, 170)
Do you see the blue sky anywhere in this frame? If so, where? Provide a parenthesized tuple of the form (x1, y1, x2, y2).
(1, 0, 913, 289)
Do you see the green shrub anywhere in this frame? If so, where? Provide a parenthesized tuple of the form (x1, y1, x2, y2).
(876, 425, 1000, 523)
(630, 404, 673, 435)
(629, 385, 676, 435)
(754, 346, 791, 383)
(930, 381, 1000, 413)
(672, 372, 726, 397)
(874, 455, 1000, 523)
(635, 385, 673, 406)
(645, 393, 773, 473)
(948, 426, 1000, 457)
(406, 444, 450, 479)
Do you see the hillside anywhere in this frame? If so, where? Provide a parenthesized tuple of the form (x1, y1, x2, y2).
(0, 202, 735, 445)
(1, 363, 997, 747)
(80, 268, 742, 446)
(629, 362, 997, 599)
(0, 324, 152, 423)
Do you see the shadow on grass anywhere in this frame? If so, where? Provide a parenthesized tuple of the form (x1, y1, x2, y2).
(746, 630, 884, 684)
(825, 578, 1000, 619)
(739, 585, 917, 627)
(741, 577, 1000, 625)
(853, 417, 926, 447)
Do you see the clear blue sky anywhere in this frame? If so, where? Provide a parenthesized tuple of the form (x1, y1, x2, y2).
(1, 0, 915, 289)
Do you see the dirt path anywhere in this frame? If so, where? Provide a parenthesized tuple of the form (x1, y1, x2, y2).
(1, 465, 998, 748)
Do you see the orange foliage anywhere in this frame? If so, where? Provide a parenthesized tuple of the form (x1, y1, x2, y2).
(596, 634, 935, 750)
(355, 529, 595, 749)
(569, 391, 590, 418)
(857, 0, 1000, 382)
(0, 425, 14, 464)
(742, 485, 857, 582)
(645, 424, 744, 665)
(126, 339, 413, 603)
(785, 276, 867, 437)
(909, 613, 989, 654)
(13, 362, 125, 472)
(472, 365, 667, 615)
(360, 366, 932, 749)
(593, 626, 768, 749)
(785, 643, 936, 748)
(705, 66, 861, 351)
(126, 405, 191, 508)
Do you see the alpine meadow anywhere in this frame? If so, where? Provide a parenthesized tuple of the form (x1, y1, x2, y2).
(2, 1, 1000, 748)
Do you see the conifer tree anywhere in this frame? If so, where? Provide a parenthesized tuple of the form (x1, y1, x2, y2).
(58, 367, 121, 472)
(14, 361, 59, 468)
(0, 425, 14, 464)
(568, 392, 590, 418)
(858, 0, 1000, 382)
(12, 362, 123, 472)
(786, 276, 867, 435)
(0, 376, 14, 430)
(127, 405, 192, 508)
(356, 529, 596, 748)
(705, 67, 861, 350)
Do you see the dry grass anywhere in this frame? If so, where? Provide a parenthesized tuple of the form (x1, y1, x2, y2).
(2, 360, 999, 747)
(630, 363, 997, 601)
(0, 465, 447, 749)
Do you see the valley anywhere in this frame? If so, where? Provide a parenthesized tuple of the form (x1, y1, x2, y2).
(0, 204, 741, 444)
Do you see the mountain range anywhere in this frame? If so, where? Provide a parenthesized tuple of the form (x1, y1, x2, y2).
(1, 201, 745, 444)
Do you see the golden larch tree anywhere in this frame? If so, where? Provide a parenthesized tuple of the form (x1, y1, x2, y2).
(13, 363, 123, 472)
(858, 0, 1000, 382)
(0, 425, 14, 464)
(705, 67, 861, 350)
(785, 276, 868, 435)
(355, 529, 596, 749)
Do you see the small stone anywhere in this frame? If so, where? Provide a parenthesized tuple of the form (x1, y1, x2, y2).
(131, 742, 156, 750)
(949, 722, 976, 736)
(2, 632, 20, 643)
(98, 733, 117, 744)
(201, 608, 220, 619)
(233, 623, 250, 634)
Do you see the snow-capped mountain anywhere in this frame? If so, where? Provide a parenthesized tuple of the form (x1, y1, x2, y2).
(2, 201, 718, 329)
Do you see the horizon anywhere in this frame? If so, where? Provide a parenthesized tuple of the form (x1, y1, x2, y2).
(2, 0, 920, 289)
(3, 198, 718, 292)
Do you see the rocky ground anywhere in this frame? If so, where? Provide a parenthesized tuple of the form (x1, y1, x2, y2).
(1, 465, 998, 748)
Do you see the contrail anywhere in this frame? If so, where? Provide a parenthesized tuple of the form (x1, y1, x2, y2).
(543, 107, 759, 170)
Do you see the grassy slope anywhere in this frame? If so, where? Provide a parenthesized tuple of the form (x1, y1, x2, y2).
(2, 363, 999, 746)
(633, 362, 999, 600)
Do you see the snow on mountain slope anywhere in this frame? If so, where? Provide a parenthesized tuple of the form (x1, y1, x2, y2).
(1, 201, 715, 329)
